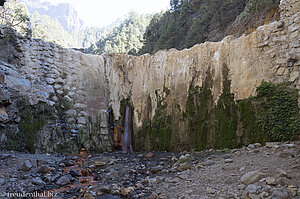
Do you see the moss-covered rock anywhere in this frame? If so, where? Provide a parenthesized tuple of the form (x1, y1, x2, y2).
(135, 70, 299, 152)
(18, 103, 50, 153)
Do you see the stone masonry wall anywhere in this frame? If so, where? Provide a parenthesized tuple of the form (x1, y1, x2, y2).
(280, 0, 300, 19)
(0, 27, 112, 153)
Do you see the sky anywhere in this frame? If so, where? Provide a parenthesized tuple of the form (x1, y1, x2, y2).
(43, 0, 170, 27)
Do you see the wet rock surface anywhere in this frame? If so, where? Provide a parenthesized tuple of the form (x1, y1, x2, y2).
(0, 141, 299, 198)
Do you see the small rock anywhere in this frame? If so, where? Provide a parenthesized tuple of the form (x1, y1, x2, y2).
(22, 160, 33, 171)
(75, 103, 86, 109)
(90, 191, 96, 197)
(176, 162, 192, 172)
(38, 166, 55, 174)
(262, 185, 272, 192)
(31, 159, 38, 168)
(259, 178, 267, 183)
(9, 178, 18, 182)
(69, 169, 81, 177)
(276, 177, 294, 186)
(224, 158, 233, 163)
(271, 148, 277, 153)
(94, 161, 105, 167)
(203, 160, 216, 166)
(279, 151, 293, 157)
(248, 144, 255, 149)
(283, 143, 295, 148)
(146, 193, 158, 199)
(223, 154, 232, 159)
(171, 156, 178, 161)
(78, 117, 87, 124)
(146, 152, 154, 159)
(238, 184, 246, 190)
(272, 188, 289, 199)
(0, 154, 11, 160)
(253, 149, 260, 153)
(83, 192, 94, 199)
(31, 177, 46, 186)
(56, 175, 70, 186)
(179, 154, 192, 162)
(99, 185, 111, 193)
(71, 156, 79, 161)
(245, 184, 261, 194)
(249, 193, 260, 199)
(46, 78, 55, 84)
(265, 142, 280, 148)
(266, 177, 277, 185)
(277, 21, 284, 28)
(66, 109, 77, 117)
(259, 192, 269, 198)
(65, 160, 75, 166)
(51, 174, 60, 182)
(111, 189, 120, 195)
(231, 149, 239, 153)
(0, 178, 4, 185)
(165, 177, 180, 183)
(121, 187, 134, 196)
(278, 169, 287, 177)
(151, 166, 162, 173)
(290, 191, 297, 197)
(241, 170, 265, 185)
(254, 143, 262, 148)
(44, 174, 52, 183)
(206, 187, 216, 194)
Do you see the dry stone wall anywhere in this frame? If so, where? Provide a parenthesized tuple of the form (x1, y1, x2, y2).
(280, 0, 300, 19)
(0, 26, 112, 153)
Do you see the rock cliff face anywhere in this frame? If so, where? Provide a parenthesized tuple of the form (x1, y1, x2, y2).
(0, 0, 299, 153)
(106, 6, 299, 151)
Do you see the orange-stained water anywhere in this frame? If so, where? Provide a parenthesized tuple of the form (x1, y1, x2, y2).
(35, 148, 97, 199)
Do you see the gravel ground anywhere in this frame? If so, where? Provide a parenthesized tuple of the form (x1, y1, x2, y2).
(0, 141, 299, 199)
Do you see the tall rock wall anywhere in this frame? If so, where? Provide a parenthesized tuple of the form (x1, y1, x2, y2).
(0, 26, 112, 153)
(106, 10, 300, 151)
(0, 0, 299, 153)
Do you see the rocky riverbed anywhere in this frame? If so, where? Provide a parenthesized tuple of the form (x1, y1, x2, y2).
(0, 142, 300, 199)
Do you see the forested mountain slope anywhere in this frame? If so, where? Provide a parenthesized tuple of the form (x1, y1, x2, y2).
(85, 12, 152, 55)
(139, 0, 280, 54)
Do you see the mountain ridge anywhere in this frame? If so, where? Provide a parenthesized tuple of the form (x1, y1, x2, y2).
(20, 0, 85, 32)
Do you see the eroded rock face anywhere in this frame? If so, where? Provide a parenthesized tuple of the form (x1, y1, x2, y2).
(0, 0, 299, 153)
(105, 9, 299, 151)
(107, 12, 300, 125)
